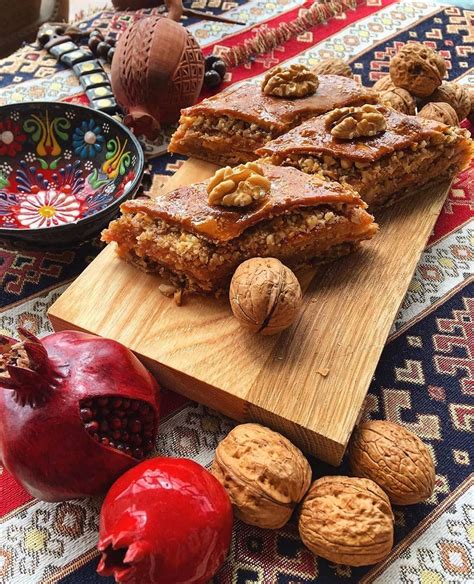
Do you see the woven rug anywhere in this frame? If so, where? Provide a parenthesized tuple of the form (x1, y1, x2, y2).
(0, 1, 473, 583)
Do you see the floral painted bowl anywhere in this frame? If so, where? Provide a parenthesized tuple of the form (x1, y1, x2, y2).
(0, 102, 144, 246)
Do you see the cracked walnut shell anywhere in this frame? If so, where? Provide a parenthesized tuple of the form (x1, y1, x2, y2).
(211, 423, 312, 529)
(426, 81, 471, 122)
(299, 476, 394, 566)
(311, 58, 353, 78)
(207, 162, 271, 207)
(418, 102, 459, 126)
(261, 64, 318, 98)
(379, 87, 416, 115)
(389, 42, 446, 97)
(348, 420, 435, 505)
(326, 104, 386, 139)
(229, 258, 302, 335)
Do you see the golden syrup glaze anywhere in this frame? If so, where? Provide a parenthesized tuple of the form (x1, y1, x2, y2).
(120, 164, 370, 242)
(179, 75, 377, 133)
(257, 105, 453, 163)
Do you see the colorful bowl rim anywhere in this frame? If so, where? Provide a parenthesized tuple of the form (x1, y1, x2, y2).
(0, 101, 145, 234)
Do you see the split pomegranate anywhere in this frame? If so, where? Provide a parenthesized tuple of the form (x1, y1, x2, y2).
(97, 457, 233, 584)
(0, 328, 160, 502)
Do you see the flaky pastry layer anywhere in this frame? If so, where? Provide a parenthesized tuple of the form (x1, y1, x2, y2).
(103, 205, 377, 294)
(258, 106, 473, 207)
(169, 75, 376, 165)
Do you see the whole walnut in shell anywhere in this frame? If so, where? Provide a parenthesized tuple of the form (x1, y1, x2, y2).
(379, 87, 416, 115)
(389, 42, 446, 97)
(312, 58, 353, 78)
(229, 258, 302, 335)
(426, 81, 471, 121)
(468, 87, 474, 124)
(211, 423, 312, 529)
(373, 75, 396, 93)
(299, 476, 394, 566)
(418, 102, 458, 126)
(348, 420, 435, 505)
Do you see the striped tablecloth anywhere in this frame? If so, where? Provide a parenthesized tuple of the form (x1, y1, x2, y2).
(0, 1, 472, 583)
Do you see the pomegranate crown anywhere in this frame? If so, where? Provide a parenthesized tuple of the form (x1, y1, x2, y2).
(0, 328, 64, 408)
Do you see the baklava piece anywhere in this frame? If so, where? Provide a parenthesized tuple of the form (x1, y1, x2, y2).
(257, 104, 473, 207)
(169, 74, 376, 166)
(102, 164, 378, 295)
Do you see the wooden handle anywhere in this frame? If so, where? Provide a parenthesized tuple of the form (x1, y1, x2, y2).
(182, 8, 246, 26)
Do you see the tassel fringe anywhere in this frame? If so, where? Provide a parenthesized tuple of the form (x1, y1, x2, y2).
(220, 0, 359, 69)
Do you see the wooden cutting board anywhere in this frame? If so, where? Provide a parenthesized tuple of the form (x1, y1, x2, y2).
(48, 159, 451, 465)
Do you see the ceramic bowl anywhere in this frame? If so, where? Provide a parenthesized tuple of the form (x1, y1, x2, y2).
(0, 102, 144, 246)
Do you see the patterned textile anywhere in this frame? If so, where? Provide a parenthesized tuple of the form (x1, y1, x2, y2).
(0, 1, 473, 583)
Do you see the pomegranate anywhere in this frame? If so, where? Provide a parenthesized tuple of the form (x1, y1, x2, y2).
(0, 328, 160, 502)
(97, 457, 233, 584)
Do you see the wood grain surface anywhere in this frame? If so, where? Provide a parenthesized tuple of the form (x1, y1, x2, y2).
(49, 160, 451, 464)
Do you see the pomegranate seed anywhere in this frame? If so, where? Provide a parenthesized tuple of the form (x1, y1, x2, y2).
(86, 421, 99, 433)
(80, 408, 93, 422)
(129, 419, 142, 433)
(111, 418, 122, 430)
(131, 434, 142, 447)
(78, 398, 158, 457)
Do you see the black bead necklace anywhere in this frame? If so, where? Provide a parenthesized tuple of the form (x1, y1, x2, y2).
(38, 22, 229, 111)
(37, 24, 120, 115)
(204, 55, 227, 89)
(87, 30, 116, 64)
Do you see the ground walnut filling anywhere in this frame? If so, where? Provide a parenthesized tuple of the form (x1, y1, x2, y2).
(181, 114, 274, 140)
(104, 204, 374, 293)
(172, 114, 277, 165)
(277, 128, 470, 206)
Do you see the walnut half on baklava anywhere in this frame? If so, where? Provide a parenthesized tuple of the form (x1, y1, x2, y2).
(168, 75, 376, 166)
(257, 105, 473, 207)
(102, 164, 378, 295)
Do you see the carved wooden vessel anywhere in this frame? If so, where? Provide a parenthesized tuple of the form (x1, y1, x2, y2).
(111, 15, 204, 138)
